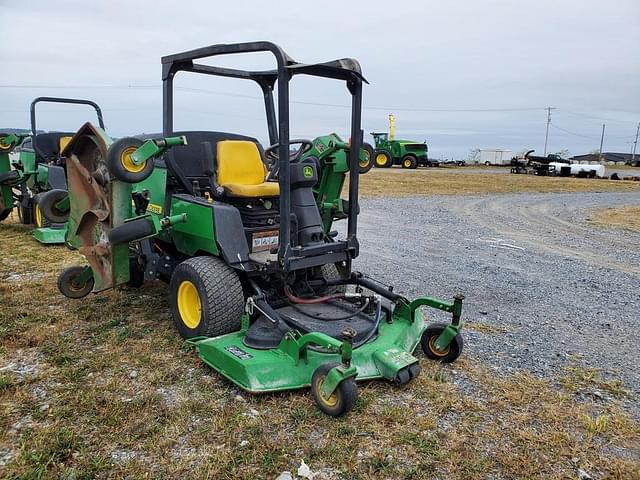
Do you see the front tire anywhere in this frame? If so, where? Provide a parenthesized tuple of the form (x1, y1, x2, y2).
(169, 256, 244, 339)
(374, 150, 393, 168)
(358, 143, 375, 174)
(311, 364, 358, 417)
(32, 193, 50, 228)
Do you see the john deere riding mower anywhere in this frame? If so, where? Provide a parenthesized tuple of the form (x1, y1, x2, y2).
(57, 42, 464, 416)
(0, 97, 105, 243)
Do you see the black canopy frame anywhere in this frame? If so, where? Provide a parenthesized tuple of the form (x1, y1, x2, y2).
(161, 41, 366, 271)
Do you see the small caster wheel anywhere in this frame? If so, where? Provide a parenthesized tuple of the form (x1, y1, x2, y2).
(311, 364, 357, 417)
(421, 323, 463, 363)
(394, 367, 412, 386)
(408, 362, 421, 380)
(107, 137, 153, 183)
(58, 266, 94, 299)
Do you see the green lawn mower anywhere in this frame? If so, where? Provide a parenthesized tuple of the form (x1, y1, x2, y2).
(0, 97, 105, 244)
(58, 42, 464, 416)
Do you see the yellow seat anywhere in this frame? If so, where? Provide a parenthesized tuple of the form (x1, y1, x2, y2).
(216, 140, 279, 198)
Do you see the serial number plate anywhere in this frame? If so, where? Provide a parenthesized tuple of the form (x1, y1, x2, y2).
(251, 230, 279, 252)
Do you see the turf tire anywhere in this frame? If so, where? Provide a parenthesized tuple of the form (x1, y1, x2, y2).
(420, 323, 464, 363)
(169, 256, 244, 339)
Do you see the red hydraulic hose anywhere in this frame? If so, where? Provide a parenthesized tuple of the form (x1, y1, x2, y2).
(284, 286, 344, 304)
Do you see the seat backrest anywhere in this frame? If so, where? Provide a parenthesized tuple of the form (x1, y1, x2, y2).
(165, 131, 262, 178)
(32, 132, 75, 162)
(217, 140, 266, 186)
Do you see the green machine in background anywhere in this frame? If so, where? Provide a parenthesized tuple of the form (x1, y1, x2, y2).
(0, 97, 105, 244)
(371, 114, 438, 169)
(58, 42, 464, 417)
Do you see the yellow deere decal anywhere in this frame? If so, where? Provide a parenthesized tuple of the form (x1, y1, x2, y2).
(147, 203, 162, 215)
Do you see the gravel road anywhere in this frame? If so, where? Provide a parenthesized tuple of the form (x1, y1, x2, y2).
(351, 191, 640, 414)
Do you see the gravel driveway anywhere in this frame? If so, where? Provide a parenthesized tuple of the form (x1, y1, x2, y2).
(351, 191, 640, 415)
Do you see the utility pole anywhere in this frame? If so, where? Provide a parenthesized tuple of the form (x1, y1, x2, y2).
(598, 123, 606, 160)
(543, 106, 554, 156)
(632, 122, 640, 164)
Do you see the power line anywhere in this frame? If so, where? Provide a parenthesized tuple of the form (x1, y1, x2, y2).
(0, 83, 545, 113)
(550, 123, 600, 140)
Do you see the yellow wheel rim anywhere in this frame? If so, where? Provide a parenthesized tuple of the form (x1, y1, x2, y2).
(177, 280, 202, 329)
(120, 146, 145, 173)
(428, 336, 450, 357)
(34, 203, 42, 227)
(404, 159, 411, 168)
(359, 152, 371, 168)
(0, 142, 10, 151)
(375, 153, 388, 166)
(315, 375, 338, 407)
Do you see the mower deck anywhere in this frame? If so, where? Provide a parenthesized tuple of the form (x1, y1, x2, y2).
(32, 224, 67, 244)
(192, 307, 424, 393)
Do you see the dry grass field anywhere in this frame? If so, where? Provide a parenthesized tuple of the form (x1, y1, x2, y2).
(356, 169, 639, 197)
(1, 212, 639, 478)
(591, 205, 640, 232)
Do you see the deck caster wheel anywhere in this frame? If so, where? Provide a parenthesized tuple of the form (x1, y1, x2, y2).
(107, 137, 153, 183)
(393, 362, 422, 386)
(394, 368, 412, 386)
(421, 323, 463, 363)
(311, 364, 358, 417)
(408, 362, 421, 379)
(57, 266, 94, 299)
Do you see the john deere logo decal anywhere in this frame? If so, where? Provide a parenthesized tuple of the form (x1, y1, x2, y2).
(303, 166, 313, 178)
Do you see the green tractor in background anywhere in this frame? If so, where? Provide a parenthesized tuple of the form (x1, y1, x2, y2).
(0, 97, 105, 243)
(371, 114, 437, 169)
(57, 42, 464, 417)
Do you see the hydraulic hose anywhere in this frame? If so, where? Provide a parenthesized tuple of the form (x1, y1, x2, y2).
(284, 285, 344, 304)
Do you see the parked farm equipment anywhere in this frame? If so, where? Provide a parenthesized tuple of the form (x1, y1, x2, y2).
(511, 150, 570, 176)
(371, 114, 437, 168)
(0, 97, 105, 243)
(57, 41, 465, 417)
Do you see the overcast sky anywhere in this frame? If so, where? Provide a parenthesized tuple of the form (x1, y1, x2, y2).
(1, 0, 639, 159)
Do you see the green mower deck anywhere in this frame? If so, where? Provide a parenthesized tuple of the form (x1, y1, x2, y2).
(32, 225, 67, 244)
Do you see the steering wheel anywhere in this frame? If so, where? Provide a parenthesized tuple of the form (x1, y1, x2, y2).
(264, 139, 313, 180)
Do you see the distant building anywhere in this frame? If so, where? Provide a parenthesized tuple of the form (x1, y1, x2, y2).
(571, 152, 636, 164)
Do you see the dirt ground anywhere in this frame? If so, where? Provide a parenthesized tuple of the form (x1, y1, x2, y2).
(1, 177, 640, 478)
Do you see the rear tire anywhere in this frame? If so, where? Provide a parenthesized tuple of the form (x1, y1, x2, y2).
(38, 189, 69, 224)
(374, 150, 393, 168)
(401, 155, 418, 169)
(318, 263, 347, 295)
(0, 208, 11, 222)
(169, 256, 244, 339)
(18, 199, 34, 225)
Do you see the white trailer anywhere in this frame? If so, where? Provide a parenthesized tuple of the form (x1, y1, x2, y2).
(479, 149, 513, 166)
